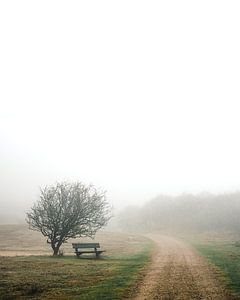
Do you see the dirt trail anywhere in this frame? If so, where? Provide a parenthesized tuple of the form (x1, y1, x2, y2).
(134, 234, 237, 300)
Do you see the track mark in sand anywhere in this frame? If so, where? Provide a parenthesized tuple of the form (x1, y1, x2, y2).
(134, 234, 238, 300)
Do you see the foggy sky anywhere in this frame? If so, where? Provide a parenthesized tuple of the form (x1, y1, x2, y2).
(1, 1, 240, 221)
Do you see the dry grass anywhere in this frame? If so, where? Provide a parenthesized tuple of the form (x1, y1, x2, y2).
(0, 225, 153, 299)
(0, 224, 149, 257)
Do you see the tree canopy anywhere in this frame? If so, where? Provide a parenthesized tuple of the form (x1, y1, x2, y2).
(26, 182, 111, 255)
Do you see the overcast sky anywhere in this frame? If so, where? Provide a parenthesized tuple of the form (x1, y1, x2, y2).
(1, 1, 240, 221)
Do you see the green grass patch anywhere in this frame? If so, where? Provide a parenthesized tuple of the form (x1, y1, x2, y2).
(192, 239, 240, 295)
(0, 237, 153, 300)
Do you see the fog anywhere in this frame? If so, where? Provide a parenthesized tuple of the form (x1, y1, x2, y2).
(114, 192, 240, 233)
(1, 1, 240, 224)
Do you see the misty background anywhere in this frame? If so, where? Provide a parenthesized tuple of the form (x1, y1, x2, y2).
(1, 1, 240, 226)
(115, 192, 240, 233)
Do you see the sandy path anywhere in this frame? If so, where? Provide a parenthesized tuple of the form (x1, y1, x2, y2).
(134, 234, 237, 300)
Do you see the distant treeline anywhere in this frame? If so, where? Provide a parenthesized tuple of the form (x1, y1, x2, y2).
(116, 192, 240, 233)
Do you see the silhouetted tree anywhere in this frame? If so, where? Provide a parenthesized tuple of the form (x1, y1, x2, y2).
(26, 182, 111, 255)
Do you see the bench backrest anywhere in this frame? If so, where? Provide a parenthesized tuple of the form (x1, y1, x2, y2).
(72, 243, 100, 249)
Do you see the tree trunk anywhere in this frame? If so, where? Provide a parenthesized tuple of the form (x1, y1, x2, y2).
(52, 241, 63, 256)
(52, 242, 60, 256)
(53, 247, 59, 256)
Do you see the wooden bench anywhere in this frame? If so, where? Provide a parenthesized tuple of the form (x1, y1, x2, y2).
(72, 243, 105, 258)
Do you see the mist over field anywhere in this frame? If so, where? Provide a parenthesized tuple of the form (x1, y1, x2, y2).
(1, 1, 240, 230)
(2, 188, 240, 236)
(115, 192, 240, 233)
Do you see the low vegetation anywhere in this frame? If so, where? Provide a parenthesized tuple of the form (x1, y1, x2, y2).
(0, 225, 153, 299)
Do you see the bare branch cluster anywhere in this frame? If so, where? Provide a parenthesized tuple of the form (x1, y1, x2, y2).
(26, 182, 111, 255)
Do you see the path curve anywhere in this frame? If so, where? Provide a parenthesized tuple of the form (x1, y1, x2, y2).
(134, 234, 238, 300)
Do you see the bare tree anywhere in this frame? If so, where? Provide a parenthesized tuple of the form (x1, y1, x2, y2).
(26, 182, 111, 255)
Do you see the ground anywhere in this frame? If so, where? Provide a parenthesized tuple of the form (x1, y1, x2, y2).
(0, 225, 240, 299)
(0, 225, 152, 299)
(134, 234, 238, 300)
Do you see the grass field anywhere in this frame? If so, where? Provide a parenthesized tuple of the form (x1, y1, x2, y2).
(0, 225, 154, 300)
(189, 232, 240, 297)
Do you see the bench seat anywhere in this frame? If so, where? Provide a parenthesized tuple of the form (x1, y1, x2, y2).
(72, 242, 105, 258)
